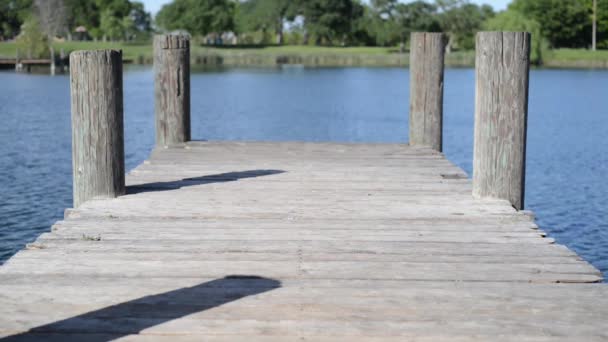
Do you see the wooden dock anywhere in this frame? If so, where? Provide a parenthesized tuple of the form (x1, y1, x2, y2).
(1, 32, 607, 340)
(0, 47, 68, 73)
(0, 58, 53, 65)
(1, 141, 606, 341)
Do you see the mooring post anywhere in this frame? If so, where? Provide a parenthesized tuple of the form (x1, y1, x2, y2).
(70, 50, 125, 207)
(473, 32, 531, 210)
(409, 32, 446, 152)
(59, 48, 66, 73)
(49, 46, 56, 75)
(15, 49, 20, 72)
(154, 34, 190, 147)
(26, 48, 31, 73)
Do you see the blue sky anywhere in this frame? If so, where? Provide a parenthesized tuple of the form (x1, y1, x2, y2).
(141, 0, 511, 16)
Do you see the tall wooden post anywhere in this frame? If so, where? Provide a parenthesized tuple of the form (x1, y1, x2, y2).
(70, 50, 125, 207)
(154, 35, 190, 146)
(473, 32, 530, 210)
(409, 32, 446, 152)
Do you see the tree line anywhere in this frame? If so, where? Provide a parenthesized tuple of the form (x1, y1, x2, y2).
(157, 0, 607, 51)
(0, 0, 151, 41)
(1, 0, 606, 52)
(156, 0, 496, 50)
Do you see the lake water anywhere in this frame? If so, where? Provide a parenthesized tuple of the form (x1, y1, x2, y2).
(0, 66, 607, 278)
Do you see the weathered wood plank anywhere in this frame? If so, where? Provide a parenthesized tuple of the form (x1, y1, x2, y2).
(11, 250, 585, 264)
(1, 258, 600, 283)
(0, 142, 605, 341)
(25, 239, 577, 258)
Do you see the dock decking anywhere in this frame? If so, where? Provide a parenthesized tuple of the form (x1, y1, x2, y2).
(0, 142, 606, 341)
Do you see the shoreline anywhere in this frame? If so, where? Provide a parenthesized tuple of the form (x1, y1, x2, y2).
(199, 50, 608, 69)
(2, 42, 608, 69)
(100, 52, 608, 69)
(3, 54, 608, 70)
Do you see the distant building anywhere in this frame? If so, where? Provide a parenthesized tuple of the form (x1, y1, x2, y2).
(73, 26, 89, 41)
(204, 32, 238, 46)
(169, 30, 191, 37)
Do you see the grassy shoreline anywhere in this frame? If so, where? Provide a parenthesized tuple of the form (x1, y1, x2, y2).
(1, 42, 607, 69)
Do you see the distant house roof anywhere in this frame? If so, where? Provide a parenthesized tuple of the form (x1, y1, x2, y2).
(75, 26, 87, 33)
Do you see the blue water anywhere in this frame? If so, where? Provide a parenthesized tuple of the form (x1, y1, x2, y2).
(0, 66, 607, 278)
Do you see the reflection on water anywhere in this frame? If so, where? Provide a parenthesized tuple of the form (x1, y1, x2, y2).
(0, 66, 606, 278)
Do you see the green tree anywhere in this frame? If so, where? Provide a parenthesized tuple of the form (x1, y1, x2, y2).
(436, 0, 494, 51)
(510, 0, 591, 48)
(370, 0, 398, 18)
(299, 0, 363, 45)
(0, 0, 32, 39)
(64, 0, 101, 39)
(127, 1, 151, 40)
(156, 0, 235, 37)
(595, 0, 608, 48)
(235, 0, 255, 34)
(99, 0, 134, 39)
(237, 0, 299, 44)
(63, 0, 150, 40)
(0, 0, 151, 41)
(484, 9, 546, 64)
(16, 15, 49, 58)
(99, 8, 124, 40)
(349, 4, 377, 46)
(346, 0, 365, 45)
(366, 0, 400, 46)
(354, 0, 440, 47)
(394, 1, 441, 44)
(155, 0, 187, 32)
(129, 2, 150, 31)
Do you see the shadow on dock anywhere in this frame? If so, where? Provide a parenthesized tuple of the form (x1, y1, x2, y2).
(1, 275, 281, 341)
(127, 169, 286, 194)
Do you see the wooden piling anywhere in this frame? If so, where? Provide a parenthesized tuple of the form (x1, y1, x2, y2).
(473, 32, 531, 210)
(409, 32, 446, 152)
(26, 48, 32, 72)
(15, 49, 20, 72)
(154, 35, 191, 146)
(70, 50, 125, 207)
(49, 46, 56, 75)
(59, 48, 66, 73)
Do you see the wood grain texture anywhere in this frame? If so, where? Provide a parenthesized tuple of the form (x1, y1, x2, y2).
(473, 32, 530, 210)
(409, 32, 446, 152)
(69, 50, 125, 207)
(1, 142, 605, 341)
(154, 35, 190, 147)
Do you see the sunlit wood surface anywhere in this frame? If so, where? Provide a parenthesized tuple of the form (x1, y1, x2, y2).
(1, 142, 606, 341)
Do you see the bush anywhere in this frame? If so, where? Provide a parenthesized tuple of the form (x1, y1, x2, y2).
(286, 31, 303, 45)
(16, 16, 49, 59)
